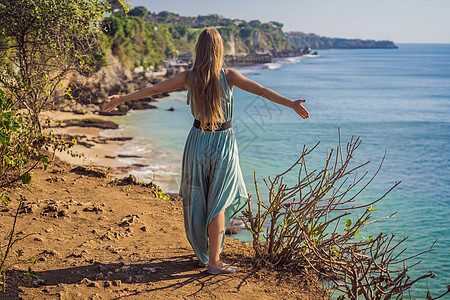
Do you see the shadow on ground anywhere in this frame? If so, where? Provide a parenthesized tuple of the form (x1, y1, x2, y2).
(14, 253, 252, 299)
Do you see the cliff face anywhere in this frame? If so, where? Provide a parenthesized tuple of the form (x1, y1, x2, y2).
(286, 32, 398, 49)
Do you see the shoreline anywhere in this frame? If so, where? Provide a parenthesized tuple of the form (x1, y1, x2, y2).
(42, 110, 146, 181)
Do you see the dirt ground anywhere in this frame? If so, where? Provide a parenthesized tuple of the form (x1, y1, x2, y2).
(1, 157, 327, 300)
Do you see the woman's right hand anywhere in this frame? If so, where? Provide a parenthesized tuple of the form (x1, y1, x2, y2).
(100, 95, 123, 113)
(292, 99, 310, 119)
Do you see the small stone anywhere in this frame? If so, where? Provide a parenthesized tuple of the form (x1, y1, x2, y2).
(43, 249, 59, 257)
(34, 237, 44, 242)
(38, 257, 48, 262)
(43, 204, 58, 212)
(45, 228, 54, 233)
(83, 204, 103, 213)
(103, 281, 111, 288)
(125, 276, 132, 283)
(95, 273, 104, 280)
(68, 252, 83, 258)
(87, 281, 99, 288)
(107, 271, 113, 278)
(112, 280, 121, 286)
(140, 226, 147, 232)
(114, 265, 130, 273)
(81, 278, 91, 284)
(32, 278, 45, 286)
(58, 209, 69, 217)
(42, 287, 50, 293)
(135, 275, 144, 282)
(143, 267, 157, 273)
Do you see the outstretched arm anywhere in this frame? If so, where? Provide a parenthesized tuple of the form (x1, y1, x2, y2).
(101, 70, 189, 113)
(225, 68, 309, 119)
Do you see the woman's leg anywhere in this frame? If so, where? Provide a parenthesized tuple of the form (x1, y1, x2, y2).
(207, 210, 226, 268)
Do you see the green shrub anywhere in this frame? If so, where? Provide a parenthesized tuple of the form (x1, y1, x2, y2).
(0, 88, 44, 185)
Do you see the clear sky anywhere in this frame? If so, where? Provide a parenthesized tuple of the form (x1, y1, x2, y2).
(130, 0, 450, 43)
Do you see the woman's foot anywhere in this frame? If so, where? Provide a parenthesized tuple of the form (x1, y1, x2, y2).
(207, 261, 238, 274)
(198, 261, 208, 267)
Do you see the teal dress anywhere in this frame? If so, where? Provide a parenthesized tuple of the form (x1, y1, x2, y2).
(179, 69, 248, 265)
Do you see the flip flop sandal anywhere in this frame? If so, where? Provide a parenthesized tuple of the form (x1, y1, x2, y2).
(207, 265, 238, 274)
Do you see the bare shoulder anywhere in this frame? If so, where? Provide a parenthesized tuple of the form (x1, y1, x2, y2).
(177, 70, 190, 79)
(170, 70, 190, 88)
(224, 68, 241, 88)
(224, 68, 239, 78)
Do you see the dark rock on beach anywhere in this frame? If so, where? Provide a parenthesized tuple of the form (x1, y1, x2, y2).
(61, 118, 119, 130)
(118, 154, 142, 158)
(71, 166, 110, 179)
(108, 137, 133, 141)
(125, 98, 158, 110)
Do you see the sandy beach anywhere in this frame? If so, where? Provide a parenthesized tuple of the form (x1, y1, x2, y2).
(1, 110, 325, 299)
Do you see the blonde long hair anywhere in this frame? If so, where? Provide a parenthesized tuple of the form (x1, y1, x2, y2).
(187, 28, 224, 132)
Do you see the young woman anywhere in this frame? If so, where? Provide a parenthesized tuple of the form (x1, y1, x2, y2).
(101, 28, 309, 275)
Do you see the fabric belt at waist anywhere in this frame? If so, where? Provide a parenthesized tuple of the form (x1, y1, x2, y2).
(193, 119, 232, 131)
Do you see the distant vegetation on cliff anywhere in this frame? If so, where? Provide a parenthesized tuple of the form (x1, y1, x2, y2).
(103, 7, 397, 69)
(103, 8, 291, 69)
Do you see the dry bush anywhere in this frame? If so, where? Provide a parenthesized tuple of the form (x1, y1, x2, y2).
(243, 133, 449, 299)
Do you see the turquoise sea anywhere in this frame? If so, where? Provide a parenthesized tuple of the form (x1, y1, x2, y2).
(105, 44, 450, 297)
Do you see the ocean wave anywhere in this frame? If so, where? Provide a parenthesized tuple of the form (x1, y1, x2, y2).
(263, 63, 282, 70)
(303, 54, 320, 58)
(235, 55, 305, 74)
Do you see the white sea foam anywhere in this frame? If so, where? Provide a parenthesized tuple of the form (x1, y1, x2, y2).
(303, 54, 320, 58)
(263, 62, 282, 70)
(106, 134, 183, 192)
(235, 55, 306, 74)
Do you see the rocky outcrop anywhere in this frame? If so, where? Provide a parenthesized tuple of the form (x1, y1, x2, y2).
(54, 50, 181, 116)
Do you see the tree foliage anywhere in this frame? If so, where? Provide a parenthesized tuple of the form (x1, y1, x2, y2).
(103, 14, 180, 69)
(0, 0, 109, 133)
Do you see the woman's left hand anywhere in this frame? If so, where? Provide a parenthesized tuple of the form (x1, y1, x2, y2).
(100, 95, 123, 113)
(292, 99, 310, 119)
